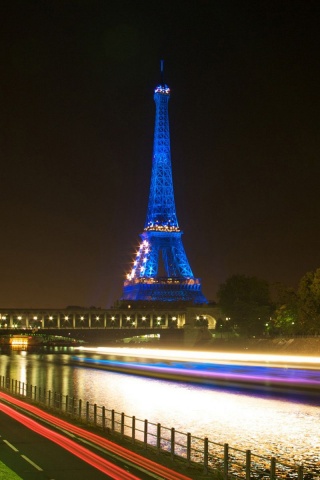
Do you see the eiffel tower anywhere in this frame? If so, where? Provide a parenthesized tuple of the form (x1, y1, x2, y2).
(122, 64, 207, 304)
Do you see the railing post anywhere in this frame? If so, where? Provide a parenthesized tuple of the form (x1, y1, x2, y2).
(298, 465, 303, 480)
(187, 433, 191, 466)
(66, 395, 69, 412)
(246, 450, 251, 480)
(157, 423, 161, 453)
(171, 428, 175, 460)
(59, 393, 62, 410)
(203, 437, 208, 474)
(132, 416, 135, 444)
(111, 409, 115, 432)
(86, 401, 89, 423)
(34, 386, 37, 401)
(94, 404, 97, 425)
(102, 406, 105, 431)
(121, 412, 125, 438)
(144, 420, 148, 449)
(270, 457, 276, 480)
(224, 443, 229, 480)
(79, 399, 82, 419)
(48, 390, 51, 407)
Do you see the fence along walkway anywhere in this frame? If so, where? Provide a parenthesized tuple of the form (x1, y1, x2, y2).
(0, 376, 310, 480)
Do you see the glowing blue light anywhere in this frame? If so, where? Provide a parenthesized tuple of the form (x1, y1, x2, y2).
(122, 75, 207, 303)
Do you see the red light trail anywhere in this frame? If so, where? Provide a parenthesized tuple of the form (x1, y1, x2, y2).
(0, 391, 192, 480)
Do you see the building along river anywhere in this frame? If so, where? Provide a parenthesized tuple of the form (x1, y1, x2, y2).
(0, 346, 319, 472)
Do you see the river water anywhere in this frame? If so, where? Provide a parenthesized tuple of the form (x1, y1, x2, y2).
(1, 347, 320, 469)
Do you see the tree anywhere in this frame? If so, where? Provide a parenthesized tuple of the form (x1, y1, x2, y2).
(271, 283, 299, 335)
(217, 275, 272, 336)
(297, 268, 320, 334)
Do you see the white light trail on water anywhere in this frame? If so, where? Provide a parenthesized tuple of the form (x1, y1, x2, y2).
(76, 347, 320, 369)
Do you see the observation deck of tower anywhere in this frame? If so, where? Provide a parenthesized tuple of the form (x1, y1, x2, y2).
(122, 65, 207, 304)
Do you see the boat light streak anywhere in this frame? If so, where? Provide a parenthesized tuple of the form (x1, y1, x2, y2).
(76, 347, 320, 369)
(72, 351, 320, 391)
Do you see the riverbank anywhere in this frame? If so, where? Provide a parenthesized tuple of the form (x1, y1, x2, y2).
(0, 333, 85, 348)
(209, 336, 320, 355)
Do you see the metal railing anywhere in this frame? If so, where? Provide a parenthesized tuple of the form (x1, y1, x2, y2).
(0, 376, 310, 479)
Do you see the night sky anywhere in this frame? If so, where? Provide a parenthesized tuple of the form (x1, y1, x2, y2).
(1, 1, 320, 308)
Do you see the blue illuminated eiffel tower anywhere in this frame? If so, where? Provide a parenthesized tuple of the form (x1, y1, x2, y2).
(122, 64, 207, 304)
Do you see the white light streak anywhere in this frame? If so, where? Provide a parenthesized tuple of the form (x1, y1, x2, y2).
(76, 346, 320, 369)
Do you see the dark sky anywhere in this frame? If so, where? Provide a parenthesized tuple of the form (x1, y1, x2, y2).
(1, 0, 320, 308)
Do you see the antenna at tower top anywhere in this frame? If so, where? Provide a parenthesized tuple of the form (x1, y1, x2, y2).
(154, 60, 170, 94)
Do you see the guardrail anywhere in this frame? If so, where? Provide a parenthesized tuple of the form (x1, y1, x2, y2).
(0, 376, 310, 479)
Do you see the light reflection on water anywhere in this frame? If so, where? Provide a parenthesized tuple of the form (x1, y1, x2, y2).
(1, 349, 320, 465)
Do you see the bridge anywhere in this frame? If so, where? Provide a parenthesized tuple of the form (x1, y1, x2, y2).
(0, 305, 221, 346)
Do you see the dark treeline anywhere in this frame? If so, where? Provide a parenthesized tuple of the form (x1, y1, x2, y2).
(216, 268, 320, 336)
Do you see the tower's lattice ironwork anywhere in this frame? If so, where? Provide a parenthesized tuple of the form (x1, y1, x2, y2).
(122, 70, 207, 304)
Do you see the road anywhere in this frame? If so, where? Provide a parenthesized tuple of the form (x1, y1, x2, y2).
(0, 408, 119, 479)
(0, 392, 193, 480)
